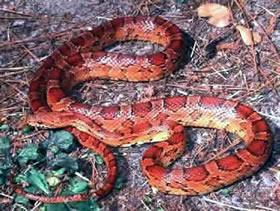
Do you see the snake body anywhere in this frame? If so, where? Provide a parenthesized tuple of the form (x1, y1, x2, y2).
(12, 16, 272, 203)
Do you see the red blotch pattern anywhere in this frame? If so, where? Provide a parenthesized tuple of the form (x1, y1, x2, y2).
(70, 103, 91, 113)
(91, 25, 104, 37)
(217, 155, 243, 171)
(247, 140, 268, 156)
(67, 54, 84, 66)
(48, 87, 66, 103)
(252, 120, 269, 133)
(169, 40, 184, 52)
(167, 25, 180, 34)
(79, 131, 89, 142)
(165, 96, 185, 112)
(185, 166, 209, 181)
(30, 99, 44, 112)
(71, 36, 85, 47)
(48, 68, 62, 80)
(42, 57, 55, 68)
(149, 53, 166, 66)
(143, 146, 163, 159)
(201, 97, 224, 108)
(132, 122, 151, 133)
(154, 16, 166, 26)
(57, 43, 72, 56)
(133, 102, 152, 117)
(236, 104, 254, 118)
(146, 165, 167, 179)
(101, 106, 120, 120)
(111, 17, 124, 30)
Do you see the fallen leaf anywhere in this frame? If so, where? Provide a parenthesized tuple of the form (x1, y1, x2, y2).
(197, 3, 231, 27)
(197, 3, 229, 17)
(236, 25, 262, 45)
(208, 14, 231, 28)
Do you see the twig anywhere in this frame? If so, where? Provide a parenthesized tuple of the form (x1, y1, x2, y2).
(203, 138, 242, 164)
(75, 172, 90, 182)
(10, 31, 40, 63)
(0, 8, 43, 19)
(203, 197, 277, 211)
(256, 110, 280, 121)
(0, 69, 31, 78)
(0, 66, 32, 71)
(0, 192, 13, 199)
(234, 0, 274, 88)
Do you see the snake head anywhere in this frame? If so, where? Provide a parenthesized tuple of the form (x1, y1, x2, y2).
(26, 112, 71, 129)
(26, 112, 98, 135)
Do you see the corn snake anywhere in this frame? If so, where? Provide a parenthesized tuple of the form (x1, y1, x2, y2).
(11, 16, 273, 203)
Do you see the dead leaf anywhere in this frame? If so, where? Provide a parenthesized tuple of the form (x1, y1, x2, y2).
(197, 3, 231, 27)
(197, 3, 229, 17)
(208, 14, 231, 28)
(236, 25, 262, 45)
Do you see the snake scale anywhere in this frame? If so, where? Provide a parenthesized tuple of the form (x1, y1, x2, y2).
(11, 16, 272, 203)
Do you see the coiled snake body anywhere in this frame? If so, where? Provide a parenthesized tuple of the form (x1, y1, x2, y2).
(12, 16, 272, 203)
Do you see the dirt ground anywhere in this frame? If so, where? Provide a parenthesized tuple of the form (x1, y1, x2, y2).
(0, 0, 279, 210)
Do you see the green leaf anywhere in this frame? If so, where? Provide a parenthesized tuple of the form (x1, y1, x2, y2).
(51, 168, 66, 176)
(143, 195, 152, 204)
(0, 136, 13, 184)
(50, 153, 78, 173)
(0, 136, 12, 171)
(14, 195, 29, 204)
(47, 176, 61, 187)
(114, 176, 124, 190)
(26, 169, 50, 195)
(44, 203, 69, 211)
(0, 136, 10, 154)
(17, 144, 41, 166)
(0, 124, 10, 131)
(219, 187, 232, 196)
(50, 145, 59, 154)
(44, 199, 100, 211)
(45, 130, 74, 152)
(14, 173, 26, 184)
(70, 179, 88, 194)
(94, 154, 104, 165)
(22, 125, 33, 134)
(0, 175, 4, 185)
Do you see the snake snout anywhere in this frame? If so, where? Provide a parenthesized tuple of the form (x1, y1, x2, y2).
(26, 113, 59, 128)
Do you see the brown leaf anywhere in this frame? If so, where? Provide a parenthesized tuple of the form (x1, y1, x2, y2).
(197, 3, 231, 27)
(208, 14, 231, 28)
(197, 3, 229, 17)
(236, 25, 262, 45)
